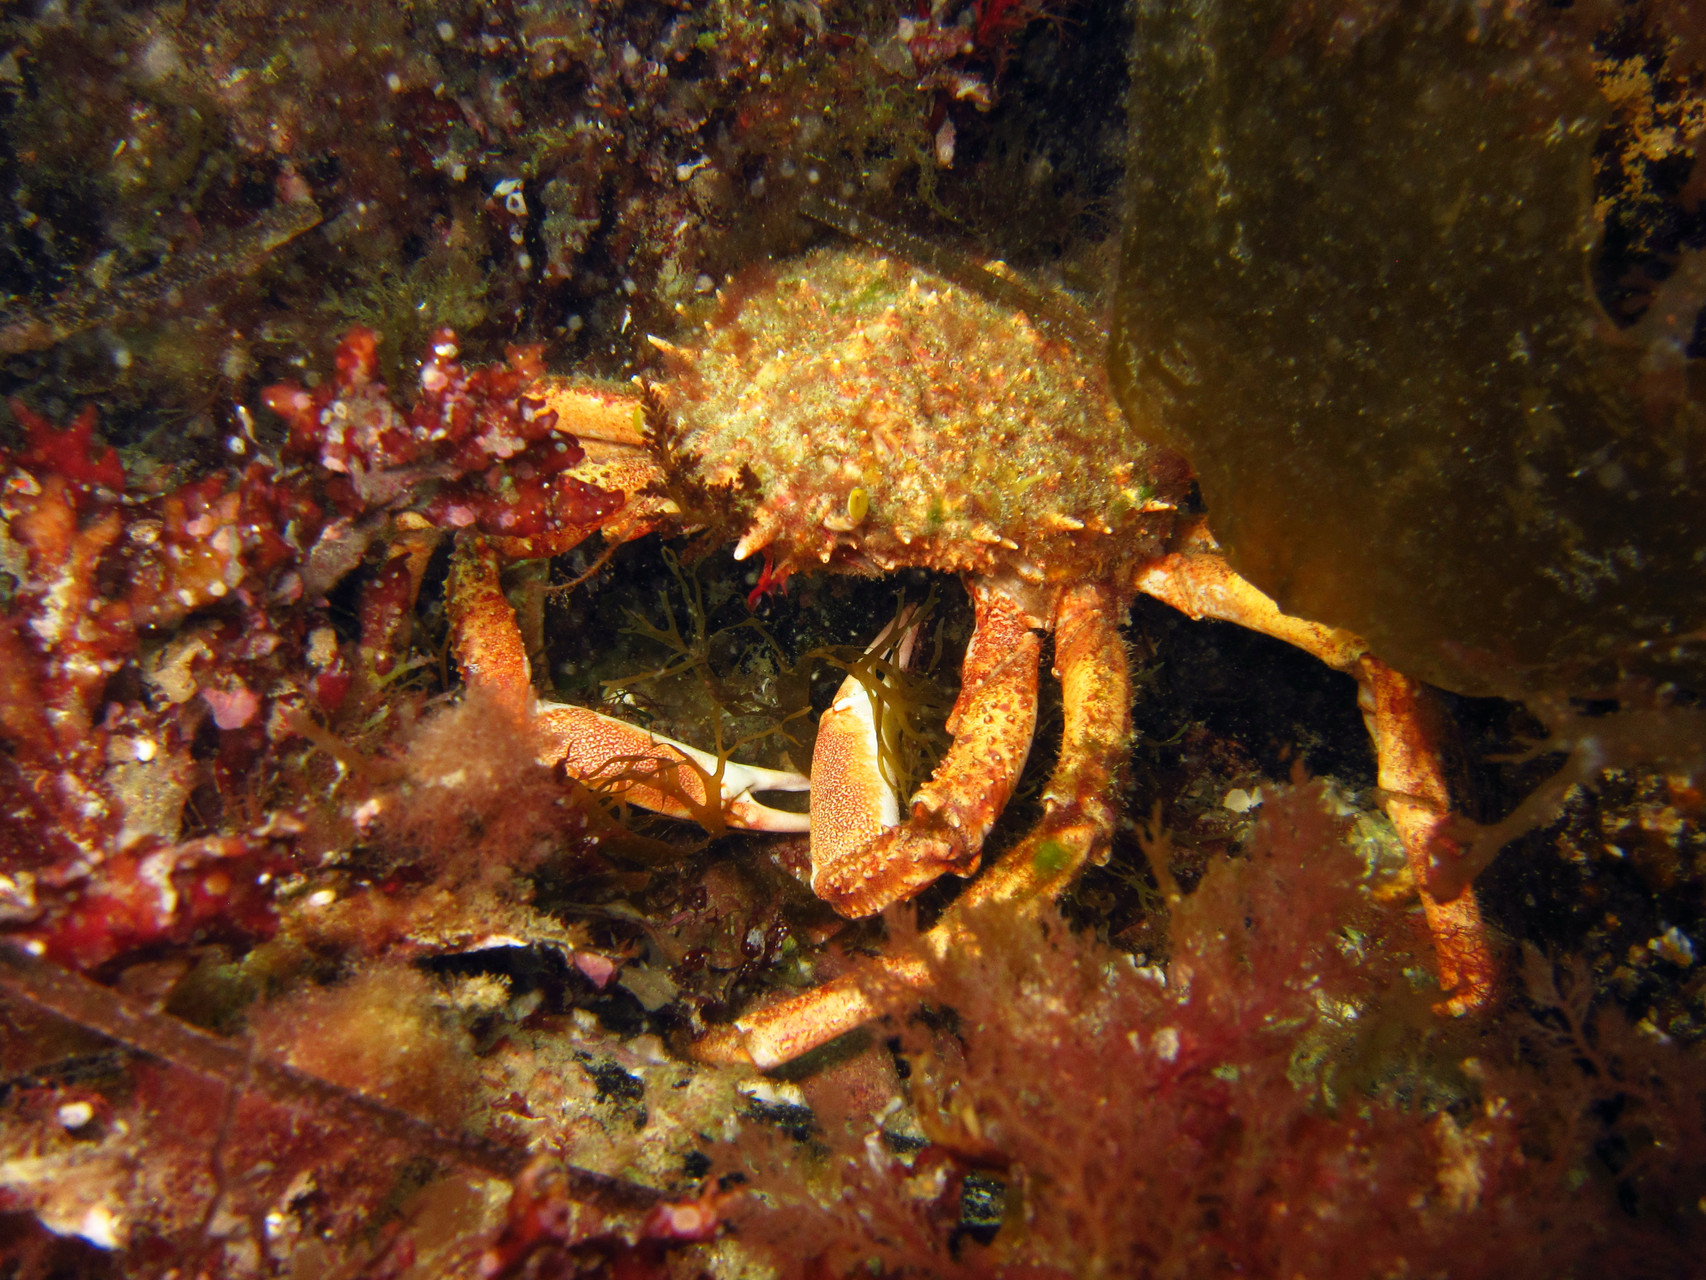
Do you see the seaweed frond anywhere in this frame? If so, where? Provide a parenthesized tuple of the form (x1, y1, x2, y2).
(796, 588, 954, 802)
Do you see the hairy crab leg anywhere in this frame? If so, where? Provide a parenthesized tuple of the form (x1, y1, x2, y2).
(704, 582, 1126, 1068)
(809, 582, 1041, 917)
(1358, 659, 1495, 1014)
(1132, 521, 1496, 1012)
(1129, 519, 1367, 674)
(448, 537, 810, 833)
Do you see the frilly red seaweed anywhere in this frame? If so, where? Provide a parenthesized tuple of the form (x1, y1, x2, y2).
(4, 401, 125, 496)
(1, 328, 617, 970)
(261, 326, 621, 538)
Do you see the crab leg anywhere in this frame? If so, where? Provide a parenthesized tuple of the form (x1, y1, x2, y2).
(447, 538, 809, 833)
(961, 580, 1130, 901)
(531, 703, 809, 833)
(713, 582, 1126, 1068)
(1130, 520, 1366, 676)
(1358, 659, 1495, 1015)
(1132, 522, 1496, 1013)
(447, 537, 536, 718)
(809, 582, 1041, 917)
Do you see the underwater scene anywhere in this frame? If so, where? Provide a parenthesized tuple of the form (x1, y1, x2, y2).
(0, 1, 1703, 1275)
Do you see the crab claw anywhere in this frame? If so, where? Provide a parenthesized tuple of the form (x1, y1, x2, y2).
(809, 584, 1041, 918)
(808, 608, 921, 897)
(449, 535, 808, 833)
(533, 701, 809, 833)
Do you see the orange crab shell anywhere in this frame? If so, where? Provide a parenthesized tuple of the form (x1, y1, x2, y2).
(647, 247, 1194, 591)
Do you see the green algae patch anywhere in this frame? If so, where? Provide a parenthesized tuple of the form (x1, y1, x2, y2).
(1113, 2, 1706, 697)
(1032, 837, 1074, 876)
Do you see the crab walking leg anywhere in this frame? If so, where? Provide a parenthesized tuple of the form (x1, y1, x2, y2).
(447, 537, 535, 717)
(717, 584, 1126, 1069)
(447, 537, 810, 833)
(955, 582, 1130, 903)
(1358, 659, 1496, 1014)
(1130, 520, 1367, 676)
(1132, 526, 1496, 1013)
(810, 583, 1041, 917)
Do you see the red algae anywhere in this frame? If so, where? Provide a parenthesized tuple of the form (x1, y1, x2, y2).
(0, 319, 776, 1274)
(725, 785, 1706, 1278)
(247, 963, 477, 1130)
(6, 403, 124, 493)
(262, 326, 620, 538)
(363, 684, 601, 888)
(0, 326, 616, 973)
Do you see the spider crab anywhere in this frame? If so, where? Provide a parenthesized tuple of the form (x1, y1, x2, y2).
(440, 238, 1494, 1068)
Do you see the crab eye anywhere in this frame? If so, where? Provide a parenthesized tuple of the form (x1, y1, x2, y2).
(847, 487, 869, 526)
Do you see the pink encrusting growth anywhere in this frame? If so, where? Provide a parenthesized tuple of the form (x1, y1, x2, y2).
(262, 326, 621, 540)
(1, 399, 324, 967)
